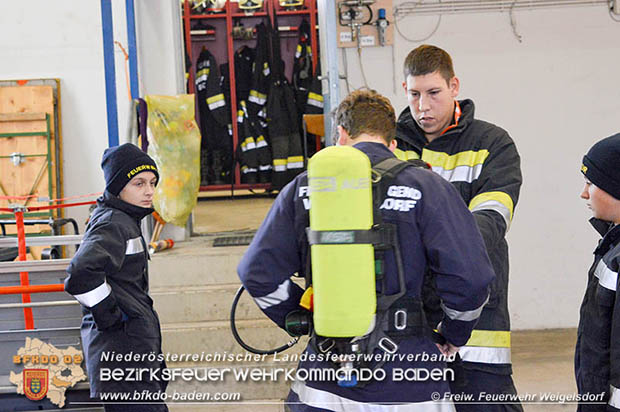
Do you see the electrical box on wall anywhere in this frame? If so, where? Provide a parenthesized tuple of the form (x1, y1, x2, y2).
(336, 0, 393, 48)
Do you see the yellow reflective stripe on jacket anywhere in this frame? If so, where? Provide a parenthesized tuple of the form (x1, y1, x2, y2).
(422, 149, 489, 170)
(196, 68, 210, 79)
(420, 149, 488, 183)
(206, 93, 224, 105)
(464, 330, 511, 348)
(459, 330, 511, 364)
(287, 155, 304, 170)
(469, 191, 514, 226)
(394, 148, 421, 161)
(273, 158, 287, 172)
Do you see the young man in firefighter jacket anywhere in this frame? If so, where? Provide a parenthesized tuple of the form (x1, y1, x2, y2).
(395, 45, 523, 411)
(64, 144, 167, 412)
(575, 133, 620, 412)
(238, 89, 495, 412)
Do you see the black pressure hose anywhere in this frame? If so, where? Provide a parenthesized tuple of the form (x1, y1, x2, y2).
(230, 285, 299, 355)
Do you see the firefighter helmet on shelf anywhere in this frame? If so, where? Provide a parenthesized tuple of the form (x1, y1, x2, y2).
(238, 0, 263, 10)
(280, 0, 304, 8)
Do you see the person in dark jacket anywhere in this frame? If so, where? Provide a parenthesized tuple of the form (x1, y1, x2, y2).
(575, 133, 620, 412)
(65, 143, 167, 412)
(238, 89, 495, 411)
(395, 45, 523, 412)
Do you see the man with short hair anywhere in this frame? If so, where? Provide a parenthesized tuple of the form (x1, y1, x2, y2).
(238, 89, 495, 411)
(395, 44, 523, 412)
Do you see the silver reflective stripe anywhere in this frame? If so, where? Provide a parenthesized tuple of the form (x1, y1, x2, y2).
(307, 98, 324, 108)
(441, 296, 488, 322)
(208, 99, 226, 110)
(458, 346, 511, 364)
(431, 164, 483, 184)
(73, 281, 112, 308)
(470, 200, 511, 229)
(125, 238, 144, 255)
(274, 165, 287, 172)
(288, 161, 304, 169)
(259, 165, 272, 171)
(291, 379, 456, 411)
(609, 385, 620, 408)
(594, 259, 618, 291)
(254, 280, 291, 309)
(256, 139, 268, 148)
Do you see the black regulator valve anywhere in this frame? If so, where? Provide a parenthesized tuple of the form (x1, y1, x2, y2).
(285, 310, 313, 337)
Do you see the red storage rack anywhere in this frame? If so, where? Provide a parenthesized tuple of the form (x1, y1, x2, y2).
(182, 0, 319, 193)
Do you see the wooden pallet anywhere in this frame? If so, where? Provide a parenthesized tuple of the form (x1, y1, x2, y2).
(0, 81, 63, 258)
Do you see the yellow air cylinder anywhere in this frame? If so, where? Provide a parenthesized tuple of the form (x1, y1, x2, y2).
(308, 145, 376, 337)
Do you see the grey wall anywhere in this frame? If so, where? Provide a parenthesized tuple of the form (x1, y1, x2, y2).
(338, 5, 620, 329)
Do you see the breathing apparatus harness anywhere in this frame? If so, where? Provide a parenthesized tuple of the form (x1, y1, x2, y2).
(230, 156, 450, 385)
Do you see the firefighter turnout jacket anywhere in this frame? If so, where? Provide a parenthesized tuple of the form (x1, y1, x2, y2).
(238, 142, 495, 411)
(575, 220, 620, 411)
(64, 192, 166, 400)
(395, 99, 522, 374)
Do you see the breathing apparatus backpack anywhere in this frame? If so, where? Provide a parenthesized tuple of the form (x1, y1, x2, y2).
(284, 145, 435, 387)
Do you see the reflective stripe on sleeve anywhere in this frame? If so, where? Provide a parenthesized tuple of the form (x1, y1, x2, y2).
(256, 136, 268, 148)
(287, 156, 304, 170)
(291, 379, 456, 411)
(126, 237, 144, 255)
(207, 93, 226, 110)
(73, 281, 112, 308)
(594, 259, 618, 291)
(609, 385, 620, 409)
(307, 92, 324, 108)
(254, 279, 291, 310)
(441, 296, 488, 322)
(249, 90, 267, 105)
(458, 346, 511, 364)
(274, 159, 287, 172)
(464, 330, 511, 348)
(469, 191, 514, 229)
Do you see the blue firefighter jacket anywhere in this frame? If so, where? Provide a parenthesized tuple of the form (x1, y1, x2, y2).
(238, 142, 495, 409)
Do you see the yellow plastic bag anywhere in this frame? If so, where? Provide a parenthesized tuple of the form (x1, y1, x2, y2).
(145, 95, 200, 227)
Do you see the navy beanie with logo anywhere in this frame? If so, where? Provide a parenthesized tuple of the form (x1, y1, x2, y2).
(581, 133, 620, 200)
(101, 143, 159, 196)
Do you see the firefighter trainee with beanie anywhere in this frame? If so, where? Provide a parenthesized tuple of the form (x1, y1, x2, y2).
(238, 89, 495, 411)
(64, 143, 168, 411)
(575, 134, 620, 412)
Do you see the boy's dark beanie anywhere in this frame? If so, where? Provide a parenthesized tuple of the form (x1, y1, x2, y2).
(582, 133, 620, 200)
(101, 143, 159, 196)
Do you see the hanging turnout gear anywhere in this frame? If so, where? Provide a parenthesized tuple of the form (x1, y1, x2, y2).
(195, 48, 232, 185)
(265, 16, 304, 190)
(248, 22, 271, 123)
(292, 19, 313, 119)
(236, 100, 272, 183)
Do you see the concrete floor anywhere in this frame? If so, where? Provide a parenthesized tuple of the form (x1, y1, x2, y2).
(183, 195, 581, 412)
